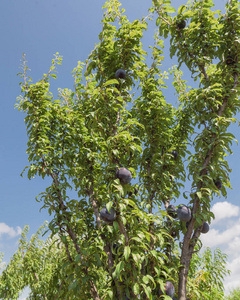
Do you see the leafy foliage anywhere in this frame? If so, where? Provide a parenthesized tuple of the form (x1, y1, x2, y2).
(3, 0, 239, 299)
(0, 225, 230, 300)
(187, 247, 230, 299)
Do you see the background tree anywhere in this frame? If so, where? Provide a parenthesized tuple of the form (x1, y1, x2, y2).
(0, 225, 230, 299)
(187, 247, 230, 299)
(0, 223, 66, 300)
(9, 0, 240, 299)
(226, 287, 240, 300)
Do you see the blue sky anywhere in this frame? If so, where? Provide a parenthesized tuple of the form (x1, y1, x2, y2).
(0, 0, 239, 298)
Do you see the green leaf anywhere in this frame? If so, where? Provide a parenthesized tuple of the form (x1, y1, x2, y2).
(142, 284, 152, 299)
(163, 6, 176, 13)
(106, 201, 113, 213)
(113, 220, 119, 231)
(132, 252, 141, 265)
(104, 79, 119, 87)
(177, 5, 187, 15)
(124, 246, 131, 261)
(142, 275, 149, 284)
(196, 191, 202, 199)
(133, 282, 140, 295)
(113, 261, 124, 279)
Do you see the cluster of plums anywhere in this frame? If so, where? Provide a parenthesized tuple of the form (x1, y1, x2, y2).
(167, 177, 223, 233)
(100, 147, 178, 223)
(100, 167, 132, 224)
(167, 204, 210, 234)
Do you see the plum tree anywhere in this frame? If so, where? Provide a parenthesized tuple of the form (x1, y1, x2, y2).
(185, 220, 209, 234)
(14, 0, 240, 299)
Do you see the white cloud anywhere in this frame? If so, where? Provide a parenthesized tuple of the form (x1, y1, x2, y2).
(201, 217, 240, 248)
(200, 201, 240, 293)
(224, 257, 240, 293)
(225, 236, 240, 258)
(0, 223, 22, 238)
(211, 201, 240, 224)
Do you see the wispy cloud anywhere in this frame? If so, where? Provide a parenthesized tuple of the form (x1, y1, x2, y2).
(0, 223, 22, 238)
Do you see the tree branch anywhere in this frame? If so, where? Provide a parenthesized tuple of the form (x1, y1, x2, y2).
(41, 158, 100, 300)
(178, 69, 239, 299)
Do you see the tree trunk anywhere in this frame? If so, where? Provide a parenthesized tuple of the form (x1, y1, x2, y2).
(178, 230, 193, 299)
(178, 262, 190, 299)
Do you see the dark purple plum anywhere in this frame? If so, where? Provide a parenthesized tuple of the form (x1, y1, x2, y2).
(167, 204, 177, 218)
(115, 69, 126, 79)
(226, 56, 235, 65)
(177, 20, 186, 29)
(165, 281, 175, 297)
(171, 150, 178, 159)
(201, 222, 209, 234)
(116, 167, 132, 184)
(214, 180, 222, 190)
(160, 281, 175, 298)
(100, 207, 116, 223)
(177, 205, 191, 222)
